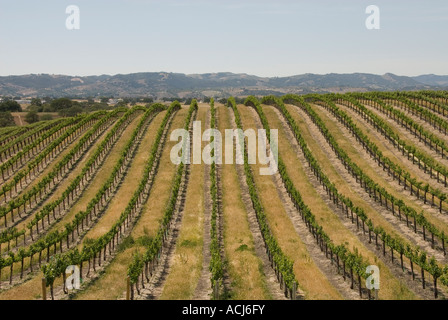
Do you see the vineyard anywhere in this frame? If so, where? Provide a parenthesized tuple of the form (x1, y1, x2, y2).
(1, 91, 448, 300)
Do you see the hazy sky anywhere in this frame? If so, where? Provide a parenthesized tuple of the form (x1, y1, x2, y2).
(0, 0, 447, 77)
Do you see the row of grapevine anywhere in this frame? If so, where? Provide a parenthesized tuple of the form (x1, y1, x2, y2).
(330, 94, 448, 208)
(0, 106, 147, 254)
(0, 119, 66, 163)
(0, 106, 156, 289)
(247, 96, 372, 298)
(379, 92, 448, 135)
(25, 106, 146, 241)
(209, 98, 225, 298)
(39, 102, 181, 299)
(396, 91, 448, 121)
(31, 105, 157, 259)
(292, 95, 448, 295)
(0, 128, 24, 147)
(293, 95, 448, 256)
(418, 91, 448, 111)
(228, 97, 299, 299)
(0, 114, 91, 182)
(405, 92, 448, 126)
(354, 93, 448, 160)
(345, 93, 448, 209)
(0, 110, 112, 206)
(0, 109, 124, 228)
(311, 95, 448, 248)
(46, 105, 165, 252)
(0, 227, 25, 253)
(127, 101, 198, 299)
(268, 95, 447, 297)
(0, 122, 45, 147)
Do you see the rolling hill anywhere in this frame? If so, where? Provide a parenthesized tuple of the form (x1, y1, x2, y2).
(0, 72, 445, 98)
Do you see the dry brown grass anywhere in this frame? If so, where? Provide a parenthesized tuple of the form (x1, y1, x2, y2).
(159, 106, 208, 299)
(336, 103, 443, 191)
(237, 104, 343, 300)
(281, 105, 418, 242)
(263, 105, 416, 300)
(389, 101, 448, 143)
(47, 112, 149, 235)
(0, 113, 147, 300)
(2, 101, 437, 300)
(219, 104, 271, 300)
(308, 104, 448, 237)
(76, 116, 151, 240)
(337, 102, 448, 213)
(74, 108, 188, 300)
(4, 115, 121, 230)
(3, 115, 101, 191)
(0, 271, 65, 300)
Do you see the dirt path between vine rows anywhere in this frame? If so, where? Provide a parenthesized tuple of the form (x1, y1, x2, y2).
(193, 108, 213, 300)
(136, 110, 196, 300)
(228, 107, 291, 301)
(248, 106, 361, 300)
(288, 104, 447, 299)
(308, 103, 448, 262)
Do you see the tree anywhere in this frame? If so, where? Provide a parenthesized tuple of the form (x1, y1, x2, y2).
(0, 100, 22, 112)
(29, 98, 44, 112)
(42, 104, 54, 112)
(115, 101, 127, 108)
(162, 97, 181, 103)
(59, 105, 83, 117)
(50, 98, 73, 111)
(40, 114, 54, 121)
(25, 111, 40, 124)
(0, 112, 16, 127)
(218, 98, 227, 105)
(141, 97, 154, 104)
(235, 97, 246, 104)
(30, 98, 42, 107)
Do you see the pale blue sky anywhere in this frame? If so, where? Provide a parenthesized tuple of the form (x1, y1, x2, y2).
(0, 0, 447, 77)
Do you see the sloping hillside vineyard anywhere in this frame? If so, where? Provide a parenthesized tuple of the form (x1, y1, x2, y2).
(1, 91, 448, 300)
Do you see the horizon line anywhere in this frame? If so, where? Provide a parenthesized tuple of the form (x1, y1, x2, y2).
(0, 71, 447, 78)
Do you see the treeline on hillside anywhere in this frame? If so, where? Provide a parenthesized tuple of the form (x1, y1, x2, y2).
(0, 97, 116, 127)
(0, 95, 244, 128)
(27, 98, 115, 116)
(0, 100, 22, 127)
(161, 96, 246, 105)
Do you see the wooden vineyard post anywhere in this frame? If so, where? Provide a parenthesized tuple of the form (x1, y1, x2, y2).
(292, 282, 297, 300)
(213, 282, 219, 300)
(42, 278, 47, 301)
(126, 276, 130, 300)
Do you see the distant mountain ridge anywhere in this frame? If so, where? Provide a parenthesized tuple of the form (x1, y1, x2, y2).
(0, 72, 446, 98)
(412, 74, 448, 87)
